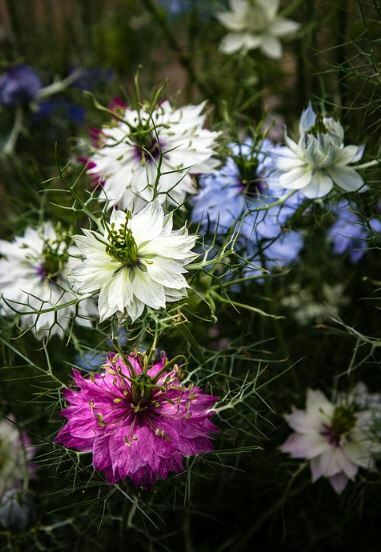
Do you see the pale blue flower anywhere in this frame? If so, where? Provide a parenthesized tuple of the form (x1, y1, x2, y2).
(275, 104, 365, 198)
(245, 230, 304, 279)
(328, 200, 367, 263)
(192, 139, 302, 242)
(0, 65, 41, 106)
(75, 350, 108, 371)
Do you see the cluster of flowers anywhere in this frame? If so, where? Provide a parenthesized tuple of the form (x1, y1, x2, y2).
(1, 91, 380, 491)
(0, 0, 380, 499)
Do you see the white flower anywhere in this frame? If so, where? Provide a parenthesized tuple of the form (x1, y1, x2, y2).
(217, 0, 299, 58)
(281, 283, 349, 326)
(275, 104, 365, 198)
(346, 383, 381, 421)
(0, 223, 96, 339)
(87, 101, 220, 211)
(281, 389, 380, 493)
(0, 417, 35, 496)
(69, 200, 197, 323)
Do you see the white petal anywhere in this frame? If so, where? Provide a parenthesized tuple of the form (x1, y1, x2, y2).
(140, 234, 196, 260)
(108, 269, 133, 312)
(285, 408, 314, 433)
(302, 172, 333, 199)
(329, 473, 349, 494)
(344, 441, 373, 469)
(70, 261, 117, 293)
(334, 145, 360, 166)
(284, 136, 300, 155)
(221, 32, 262, 54)
(335, 449, 358, 479)
(299, 104, 316, 134)
(130, 199, 164, 245)
(312, 450, 340, 478)
(131, 268, 166, 310)
(281, 433, 327, 459)
(229, 0, 248, 15)
(306, 389, 333, 418)
(275, 155, 305, 171)
(270, 18, 300, 37)
(98, 280, 117, 322)
(216, 11, 246, 32)
(279, 167, 312, 189)
(146, 258, 188, 289)
(327, 166, 365, 192)
(260, 35, 282, 59)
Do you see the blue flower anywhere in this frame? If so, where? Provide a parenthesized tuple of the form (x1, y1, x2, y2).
(70, 67, 114, 91)
(158, 0, 214, 16)
(158, 0, 189, 15)
(263, 231, 304, 268)
(370, 218, 381, 233)
(328, 200, 369, 263)
(245, 230, 304, 279)
(33, 98, 86, 125)
(74, 350, 108, 371)
(0, 65, 42, 106)
(105, 327, 128, 348)
(192, 140, 303, 241)
(0, 489, 35, 531)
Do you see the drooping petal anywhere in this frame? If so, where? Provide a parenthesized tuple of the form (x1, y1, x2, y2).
(327, 166, 365, 192)
(260, 35, 282, 59)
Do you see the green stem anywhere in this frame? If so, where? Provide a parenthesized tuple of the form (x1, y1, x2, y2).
(3, 107, 24, 155)
(178, 322, 205, 364)
(246, 189, 298, 213)
(213, 293, 284, 320)
(358, 159, 380, 169)
(36, 69, 82, 100)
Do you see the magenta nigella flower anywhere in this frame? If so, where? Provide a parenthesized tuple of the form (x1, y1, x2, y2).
(56, 352, 219, 487)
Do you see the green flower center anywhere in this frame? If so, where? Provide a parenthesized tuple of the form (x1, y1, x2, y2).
(321, 405, 357, 447)
(130, 124, 162, 165)
(39, 238, 70, 281)
(131, 374, 154, 408)
(331, 405, 357, 437)
(308, 113, 328, 136)
(106, 219, 139, 266)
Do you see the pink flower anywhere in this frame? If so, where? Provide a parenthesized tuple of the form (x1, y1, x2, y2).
(280, 389, 379, 493)
(56, 352, 219, 487)
(0, 417, 36, 496)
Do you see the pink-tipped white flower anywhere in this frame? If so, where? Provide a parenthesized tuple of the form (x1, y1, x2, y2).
(0, 223, 96, 339)
(69, 200, 197, 323)
(86, 101, 220, 211)
(0, 417, 35, 496)
(281, 389, 380, 493)
(217, 0, 299, 59)
(275, 104, 365, 198)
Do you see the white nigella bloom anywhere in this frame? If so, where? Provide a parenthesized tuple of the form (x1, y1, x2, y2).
(0, 223, 96, 339)
(69, 200, 197, 322)
(217, 0, 300, 58)
(281, 389, 380, 493)
(275, 104, 365, 198)
(87, 100, 221, 211)
(281, 283, 349, 326)
(0, 417, 35, 496)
